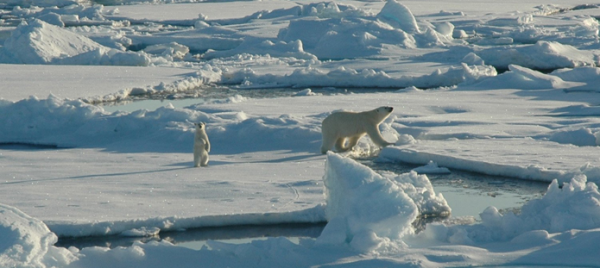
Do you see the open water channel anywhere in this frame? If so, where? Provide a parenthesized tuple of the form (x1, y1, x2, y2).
(55, 89, 549, 250)
(56, 157, 547, 250)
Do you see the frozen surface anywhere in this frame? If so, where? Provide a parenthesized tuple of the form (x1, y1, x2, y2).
(2, 0, 600, 267)
(380, 138, 600, 183)
(0, 64, 196, 101)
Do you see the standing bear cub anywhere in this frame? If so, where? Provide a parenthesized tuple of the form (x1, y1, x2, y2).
(321, 106, 394, 154)
(193, 122, 210, 167)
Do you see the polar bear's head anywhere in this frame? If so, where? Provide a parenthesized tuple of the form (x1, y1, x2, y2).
(195, 122, 206, 132)
(376, 106, 393, 114)
(371, 106, 394, 123)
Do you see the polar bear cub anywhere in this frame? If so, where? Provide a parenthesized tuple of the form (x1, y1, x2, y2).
(193, 122, 210, 167)
(320, 106, 394, 154)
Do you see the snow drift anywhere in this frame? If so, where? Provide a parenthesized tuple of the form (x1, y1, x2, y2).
(319, 153, 449, 252)
(0, 204, 75, 268)
(422, 175, 600, 244)
(0, 94, 322, 153)
(0, 19, 150, 66)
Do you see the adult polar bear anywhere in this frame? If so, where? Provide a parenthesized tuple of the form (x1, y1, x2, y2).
(321, 106, 394, 154)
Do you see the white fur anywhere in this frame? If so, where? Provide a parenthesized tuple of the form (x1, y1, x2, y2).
(193, 122, 210, 167)
(320, 106, 394, 154)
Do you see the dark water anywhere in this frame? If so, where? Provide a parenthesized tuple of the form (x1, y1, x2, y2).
(0, 142, 64, 150)
(363, 159, 548, 218)
(98, 87, 400, 113)
(61, 93, 549, 249)
(56, 223, 326, 250)
(56, 160, 547, 250)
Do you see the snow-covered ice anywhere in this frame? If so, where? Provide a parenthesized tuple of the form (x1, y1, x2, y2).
(412, 161, 451, 174)
(2, 0, 600, 267)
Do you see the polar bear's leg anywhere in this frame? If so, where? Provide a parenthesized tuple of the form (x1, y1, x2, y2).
(201, 151, 209, 167)
(366, 126, 393, 147)
(193, 149, 201, 167)
(321, 134, 336, 154)
(345, 135, 363, 151)
(335, 137, 351, 152)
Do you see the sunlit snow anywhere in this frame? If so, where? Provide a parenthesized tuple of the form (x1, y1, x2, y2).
(1, 0, 600, 267)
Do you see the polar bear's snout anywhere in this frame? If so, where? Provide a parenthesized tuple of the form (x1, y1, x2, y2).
(377, 106, 393, 114)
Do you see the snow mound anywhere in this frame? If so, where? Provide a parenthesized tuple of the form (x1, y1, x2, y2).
(551, 104, 600, 117)
(477, 41, 597, 70)
(293, 88, 321, 96)
(550, 67, 600, 92)
(5, 0, 88, 8)
(412, 161, 451, 174)
(422, 175, 600, 244)
(470, 65, 583, 90)
(278, 16, 416, 59)
(552, 67, 600, 83)
(318, 153, 449, 252)
(10, 4, 106, 25)
(0, 19, 150, 66)
(276, 0, 459, 59)
(487, 14, 533, 26)
(143, 42, 189, 60)
(221, 63, 496, 89)
(376, 0, 420, 33)
(549, 128, 599, 146)
(379, 139, 600, 184)
(0, 94, 322, 153)
(212, 1, 368, 26)
(203, 39, 317, 61)
(120, 227, 160, 237)
(0, 203, 75, 268)
(90, 72, 219, 104)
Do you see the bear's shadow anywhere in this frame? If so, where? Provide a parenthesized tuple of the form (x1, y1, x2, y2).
(168, 160, 230, 168)
(169, 154, 323, 167)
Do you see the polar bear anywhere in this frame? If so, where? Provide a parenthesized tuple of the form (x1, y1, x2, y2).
(320, 106, 394, 154)
(193, 122, 210, 167)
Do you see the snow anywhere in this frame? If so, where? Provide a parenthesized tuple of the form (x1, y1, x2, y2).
(418, 175, 600, 243)
(2, 0, 600, 266)
(0, 203, 76, 268)
(377, 0, 420, 34)
(0, 19, 150, 65)
(412, 161, 451, 175)
(319, 153, 449, 252)
(379, 138, 600, 183)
